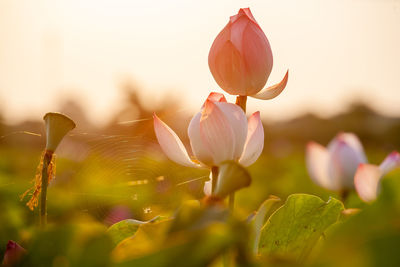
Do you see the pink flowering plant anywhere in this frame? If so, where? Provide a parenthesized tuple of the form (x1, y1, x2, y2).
(2, 7, 400, 267)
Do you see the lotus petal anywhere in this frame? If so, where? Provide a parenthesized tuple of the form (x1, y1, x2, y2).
(379, 151, 400, 175)
(251, 70, 288, 100)
(306, 142, 337, 190)
(354, 164, 382, 203)
(200, 100, 235, 165)
(153, 114, 199, 168)
(239, 112, 264, 166)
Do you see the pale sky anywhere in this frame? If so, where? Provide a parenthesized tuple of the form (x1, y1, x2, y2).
(0, 0, 399, 125)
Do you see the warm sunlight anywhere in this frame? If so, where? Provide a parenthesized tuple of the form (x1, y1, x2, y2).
(1, 2, 400, 266)
(0, 0, 399, 125)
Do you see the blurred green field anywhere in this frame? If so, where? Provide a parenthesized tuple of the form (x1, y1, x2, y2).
(1, 96, 400, 266)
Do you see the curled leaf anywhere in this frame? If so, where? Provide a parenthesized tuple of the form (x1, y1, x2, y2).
(249, 196, 281, 254)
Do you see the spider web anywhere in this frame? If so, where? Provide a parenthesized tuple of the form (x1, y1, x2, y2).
(0, 110, 209, 223)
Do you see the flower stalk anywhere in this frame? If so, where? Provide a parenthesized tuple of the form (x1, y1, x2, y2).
(340, 189, 350, 203)
(228, 95, 248, 212)
(235, 95, 247, 113)
(211, 166, 219, 194)
(21, 112, 75, 228)
(40, 150, 54, 227)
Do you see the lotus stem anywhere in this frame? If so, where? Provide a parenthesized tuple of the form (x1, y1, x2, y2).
(229, 95, 247, 213)
(40, 150, 53, 227)
(211, 166, 219, 194)
(340, 189, 350, 203)
(235, 95, 247, 113)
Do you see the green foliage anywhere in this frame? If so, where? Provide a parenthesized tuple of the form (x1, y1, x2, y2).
(19, 222, 113, 267)
(114, 203, 251, 267)
(76, 234, 113, 267)
(107, 217, 159, 246)
(258, 194, 344, 262)
(167, 201, 226, 234)
(115, 224, 241, 267)
(249, 195, 281, 254)
(314, 174, 400, 267)
(1, 117, 399, 266)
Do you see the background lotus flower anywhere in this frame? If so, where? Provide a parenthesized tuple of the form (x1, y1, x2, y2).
(153, 92, 264, 170)
(2, 240, 26, 266)
(208, 8, 288, 99)
(306, 132, 367, 192)
(355, 151, 400, 202)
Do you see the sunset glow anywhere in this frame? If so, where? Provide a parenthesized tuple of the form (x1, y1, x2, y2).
(0, 0, 399, 124)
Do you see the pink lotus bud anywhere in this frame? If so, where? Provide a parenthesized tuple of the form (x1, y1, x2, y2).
(208, 8, 288, 99)
(153, 92, 264, 169)
(355, 151, 400, 202)
(2, 240, 26, 266)
(306, 133, 367, 191)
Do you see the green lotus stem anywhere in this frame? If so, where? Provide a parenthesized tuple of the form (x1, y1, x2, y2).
(340, 189, 350, 203)
(40, 151, 53, 227)
(211, 166, 219, 194)
(21, 113, 75, 226)
(229, 95, 247, 213)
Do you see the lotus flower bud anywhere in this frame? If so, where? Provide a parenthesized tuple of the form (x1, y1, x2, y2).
(43, 112, 76, 152)
(2, 240, 26, 266)
(209, 8, 272, 96)
(208, 8, 288, 99)
(306, 133, 367, 191)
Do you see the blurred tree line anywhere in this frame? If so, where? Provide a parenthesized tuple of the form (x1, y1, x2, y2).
(264, 103, 400, 158)
(1, 84, 399, 156)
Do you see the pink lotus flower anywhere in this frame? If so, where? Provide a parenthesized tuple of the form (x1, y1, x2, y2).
(306, 133, 367, 191)
(355, 151, 400, 202)
(153, 92, 264, 169)
(2, 240, 26, 266)
(208, 8, 288, 99)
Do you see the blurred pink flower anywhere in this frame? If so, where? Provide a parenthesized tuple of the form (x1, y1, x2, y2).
(306, 132, 367, 191)
(208, 8, 288, 99)
(153, 92, 264, 169)
(355, 151, 400, 202)
(104, 205, 133, 226)
(2, 240, 26, 266)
